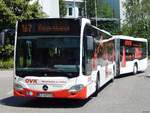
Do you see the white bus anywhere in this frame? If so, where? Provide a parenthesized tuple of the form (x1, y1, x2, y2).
(14, 18, 115, 99)
(111, 35, 148, 76)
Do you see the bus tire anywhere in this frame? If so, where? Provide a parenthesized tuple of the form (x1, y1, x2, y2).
(112, 74, 115, 82)
(112, 66, 115, 82)
(133, 63, 138, 75)
(93, 72, 100, 97)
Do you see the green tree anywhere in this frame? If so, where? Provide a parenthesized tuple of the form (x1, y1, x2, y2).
(122, 0, 150, 40)
(0, 0, 16, 30)
(0, 0, 46, 30)
(0, 0, 46, 63)
(85, 0, 96, 18)
(98, 1, 113, 18)
(59, 0, 67, 18)
(83, 0, 113, 18)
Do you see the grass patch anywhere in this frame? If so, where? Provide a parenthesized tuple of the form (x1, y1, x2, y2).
(0, 59, 13, 69)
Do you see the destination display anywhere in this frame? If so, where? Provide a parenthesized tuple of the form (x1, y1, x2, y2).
(18, 19, 81, 36)
(122, 40, 142, 47)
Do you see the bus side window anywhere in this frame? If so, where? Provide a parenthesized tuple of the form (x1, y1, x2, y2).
(82, 25, 95, 75)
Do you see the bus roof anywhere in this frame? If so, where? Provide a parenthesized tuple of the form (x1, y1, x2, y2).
(112, 35, 147, 42)
(102, 35, 147, 43)
(18, 18, 82, 22)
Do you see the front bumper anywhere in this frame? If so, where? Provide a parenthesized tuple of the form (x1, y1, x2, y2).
(14, 87, 87, 99)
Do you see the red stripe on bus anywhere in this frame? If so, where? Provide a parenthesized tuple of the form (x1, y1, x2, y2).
(14, 87, 87, 99)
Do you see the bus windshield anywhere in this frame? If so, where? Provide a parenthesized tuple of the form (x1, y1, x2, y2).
(16, 36, 80, 78)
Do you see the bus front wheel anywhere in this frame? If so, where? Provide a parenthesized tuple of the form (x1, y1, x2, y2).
(93, 73, 100, 97)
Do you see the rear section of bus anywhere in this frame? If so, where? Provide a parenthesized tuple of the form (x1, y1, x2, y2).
(113, 35, 148, 76)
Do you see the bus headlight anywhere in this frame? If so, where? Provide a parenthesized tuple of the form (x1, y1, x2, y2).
(14, 83, 23, 90)
(69, 84, 84, 93)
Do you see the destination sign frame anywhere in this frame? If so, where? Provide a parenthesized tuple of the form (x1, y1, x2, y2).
(18, 18, 81, 36)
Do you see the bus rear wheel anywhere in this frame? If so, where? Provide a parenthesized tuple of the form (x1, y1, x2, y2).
(133, 64, 138, 75)
(93, 73, 100, 97)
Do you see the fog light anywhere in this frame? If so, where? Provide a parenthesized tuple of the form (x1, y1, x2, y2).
(69, 84, 84, 94)
(26, 91, 33, 96)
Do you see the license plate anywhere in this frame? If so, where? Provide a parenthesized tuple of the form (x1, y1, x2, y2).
(37, 92, 53, 97)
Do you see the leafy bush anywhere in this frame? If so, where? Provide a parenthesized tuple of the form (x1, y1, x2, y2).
(0, 44, 14, 69)
(0, 44, 14, 60)
(0, 58, 13, 69)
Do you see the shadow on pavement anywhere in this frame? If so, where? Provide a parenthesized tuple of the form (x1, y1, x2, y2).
(145, 75, 150, 78)
(115, 72, 144, 79)
(0, 96, 91, 108)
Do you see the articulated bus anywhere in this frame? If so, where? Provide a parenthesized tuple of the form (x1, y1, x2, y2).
(14, 18, 115, 99)
(110, 35, 148, 76)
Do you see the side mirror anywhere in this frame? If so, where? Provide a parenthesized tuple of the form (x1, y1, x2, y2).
(87, 36, 94, 50)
